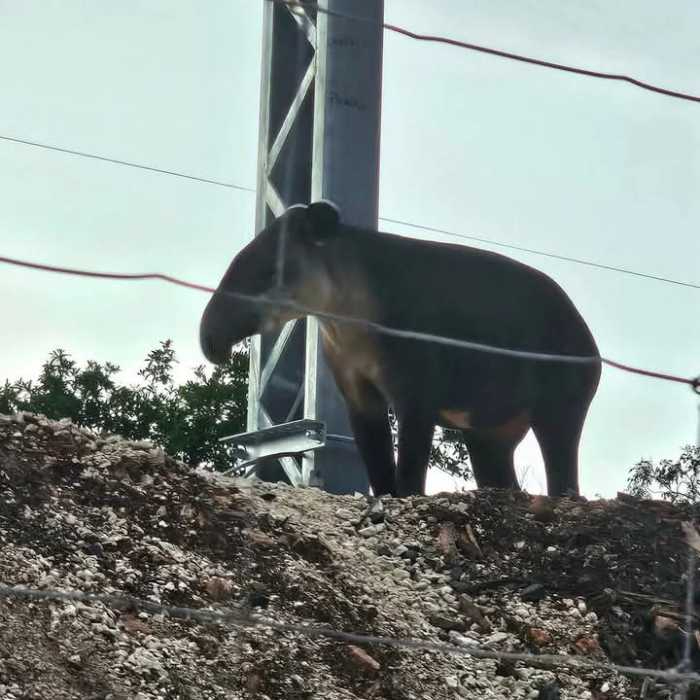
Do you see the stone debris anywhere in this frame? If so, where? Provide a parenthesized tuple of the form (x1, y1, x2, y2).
(0, 411, 696, 699)
(347, 645, 381, 673)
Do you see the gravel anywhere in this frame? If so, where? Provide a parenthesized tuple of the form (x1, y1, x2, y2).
(0, 411, 697, 699)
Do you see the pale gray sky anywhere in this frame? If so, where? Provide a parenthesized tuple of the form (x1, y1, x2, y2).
(1, 1, 698, 497)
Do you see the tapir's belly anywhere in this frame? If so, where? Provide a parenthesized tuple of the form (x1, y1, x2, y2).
(321, 320, 535, 439)
(438, 408, 531, 441)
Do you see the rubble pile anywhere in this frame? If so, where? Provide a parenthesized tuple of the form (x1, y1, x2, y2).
(0, 412, 697, 699)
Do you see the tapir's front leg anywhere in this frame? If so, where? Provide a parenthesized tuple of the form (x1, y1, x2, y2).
(322, 345, 397, 496)
(348, 407, 396, 496)
(395, 412, 435, 497)
(346, 401, 396, 497)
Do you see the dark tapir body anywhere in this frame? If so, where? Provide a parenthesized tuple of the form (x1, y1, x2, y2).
(200, 202, 601, 498)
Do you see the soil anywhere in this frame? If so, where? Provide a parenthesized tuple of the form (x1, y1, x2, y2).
(1, 411, 698, 700)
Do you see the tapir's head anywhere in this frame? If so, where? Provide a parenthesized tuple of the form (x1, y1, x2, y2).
(199, 201, 341, 364)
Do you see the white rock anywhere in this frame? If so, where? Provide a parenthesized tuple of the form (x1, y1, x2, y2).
(358, 524, 385, 537)
(335, 508, 355, 520)
(488, 632, 509, 644)
(448, 631, 479, 647)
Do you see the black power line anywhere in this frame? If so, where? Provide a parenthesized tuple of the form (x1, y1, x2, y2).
(1, 252, 699, 391)
(0, 134, 254, 193)
(1, 132, 698, 292)
(381, 217, 700, 291)
(274, 0, 700, 105)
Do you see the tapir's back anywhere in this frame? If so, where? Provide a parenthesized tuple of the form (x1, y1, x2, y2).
(334, 226, 598, 359)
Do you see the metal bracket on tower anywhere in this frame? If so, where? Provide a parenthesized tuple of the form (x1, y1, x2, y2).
(219, 419, 326, 479)
(228, 0, 384, 494)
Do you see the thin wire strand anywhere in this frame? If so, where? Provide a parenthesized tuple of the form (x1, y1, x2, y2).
(602, 359, 698, 390)
(2, 132, 697, 293)
(381, 217, 700, 292)
(1, 582, 698, 685)
(680, 549, 697, 700)
(273, 0, 700, 105)
(0, 253, 698, 391)
(0, 134, 255, 193)
(0, 253, 592, 363)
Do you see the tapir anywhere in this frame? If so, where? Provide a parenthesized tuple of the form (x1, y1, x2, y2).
(200, 201, 601, 498)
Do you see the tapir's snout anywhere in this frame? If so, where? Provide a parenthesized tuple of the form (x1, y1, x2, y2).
(199, 308, 232, 365)
(199, 291, 263, 365)
(199, 325, 228, 365)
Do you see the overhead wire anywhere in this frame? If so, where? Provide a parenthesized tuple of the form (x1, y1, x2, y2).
(273, 0, 700, 105)
(0, 253, 698, 392)
(381, 217, 700, 291)
(1, 133, 697, 293)
(0, 134, 254, 193)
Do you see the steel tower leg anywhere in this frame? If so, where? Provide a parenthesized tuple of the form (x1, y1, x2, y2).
(242, 0, 383, 494)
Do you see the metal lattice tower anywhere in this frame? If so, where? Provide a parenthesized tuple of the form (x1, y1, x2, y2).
(244, 0, 384, 494)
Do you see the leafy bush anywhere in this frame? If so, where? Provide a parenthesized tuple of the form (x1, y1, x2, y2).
(627, 445, 700, 504)
(0, 341, 472, 482)
(387, 409, 472, 483)
(0, 341, 248, 472)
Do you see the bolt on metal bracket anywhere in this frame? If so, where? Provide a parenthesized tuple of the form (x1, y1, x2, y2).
(219, 419, 327, 480)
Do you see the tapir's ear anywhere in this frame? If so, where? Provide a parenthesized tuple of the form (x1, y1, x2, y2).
(302, 200, 340, 246)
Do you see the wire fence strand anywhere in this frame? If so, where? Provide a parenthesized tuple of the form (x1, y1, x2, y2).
(2, 132, 698, 294)
(0, 253, 698, 391)
(382, 217, 700, 292)
(1, 582, 698, 685)
(0, 134, 255, 192)
(273, 0, 700, 105)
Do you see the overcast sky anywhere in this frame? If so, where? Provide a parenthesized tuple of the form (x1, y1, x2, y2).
(1, 1, 698, 497)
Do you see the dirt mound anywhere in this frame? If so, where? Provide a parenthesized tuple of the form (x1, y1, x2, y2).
(0, 412, 697, 699)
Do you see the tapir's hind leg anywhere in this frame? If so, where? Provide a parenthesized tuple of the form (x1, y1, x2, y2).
(463, 432, 521, 490)
(531, 401, 589, 497)
(396, 413, 435, 496)
(344, 386, 397, 497)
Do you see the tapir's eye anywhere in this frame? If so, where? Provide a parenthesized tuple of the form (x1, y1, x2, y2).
(283, 257, 300, 277)
(258, 261, 291, 291)
(259, 263, 276, 282)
